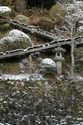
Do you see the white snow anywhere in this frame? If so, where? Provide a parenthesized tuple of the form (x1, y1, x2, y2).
(8, 29, 32, 43)
(42, 58, 55, 65)
(67, 4, 76, 11)
(68, 74, 83, 83)
(73, 0, 83, 8)
(0, 6, 11, 15)
(79, 20, 83, 24)
(78, 26, 83, 32)
(0, 73, 44, 81)
(0, 36, 18, 44)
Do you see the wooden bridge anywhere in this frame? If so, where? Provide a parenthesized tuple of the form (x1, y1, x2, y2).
(0, 17, 83, 59)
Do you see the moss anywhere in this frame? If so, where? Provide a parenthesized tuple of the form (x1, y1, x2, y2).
(0, 38, 32, 52)
(0, 23, 9, 33)
(0, 61, 19, 73)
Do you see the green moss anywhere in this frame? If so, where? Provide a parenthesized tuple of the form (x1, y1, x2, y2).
(0, 23, 9, 33)
(0, 61, 19, 73)
(0, 39, 32, 52)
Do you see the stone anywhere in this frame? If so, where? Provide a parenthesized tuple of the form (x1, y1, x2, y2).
(53, 47, 66, 75)
(0, 29, 33, 52)
(42, 58, 56, 73)
(14, 15, 30, 26)
(0, 6, 11, 16)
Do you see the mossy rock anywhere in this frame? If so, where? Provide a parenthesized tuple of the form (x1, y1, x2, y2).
(37, 17, 53, 31)
(14, 15, 30, 26)
(49, 4, 67, 24)
(0, 18, 9, 24)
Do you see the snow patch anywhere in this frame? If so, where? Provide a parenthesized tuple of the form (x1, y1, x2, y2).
(0, 73, 44, 81)
(8, 29, 32, 43)
(68, 74, 83, 83)
(0, 6, 11, 15)
(78, 26, 83, 32)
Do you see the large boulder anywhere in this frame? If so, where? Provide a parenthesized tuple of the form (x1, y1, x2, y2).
(42, 58, 56, 73)
(0, 29, 32, 52)
(0, 6, 11, 16)
(14, 15, 30, 26)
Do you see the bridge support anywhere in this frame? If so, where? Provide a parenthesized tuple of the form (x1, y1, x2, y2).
(53, 46, 66, 75)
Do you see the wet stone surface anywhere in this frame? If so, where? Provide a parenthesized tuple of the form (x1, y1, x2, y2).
(0, 79, 83, 125)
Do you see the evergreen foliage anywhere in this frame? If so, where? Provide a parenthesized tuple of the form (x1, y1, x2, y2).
(49, 4, 67, 23)
(27, 0, 57, 10)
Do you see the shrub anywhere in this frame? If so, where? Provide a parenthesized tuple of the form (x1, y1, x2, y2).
(37, 17, 53, 31)
(49, 4, 67, 24)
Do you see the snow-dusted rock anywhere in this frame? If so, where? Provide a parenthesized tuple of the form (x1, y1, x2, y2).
(0, 6, 11, 16)
(79, 20, 83, 24)
(68, 74, 83, 83)
(42, 58, 56, 73)
(0, 29, 32, 52)
(8, 29, 31, 42)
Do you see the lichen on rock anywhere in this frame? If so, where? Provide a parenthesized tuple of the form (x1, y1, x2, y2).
(14, 15, 30, 26)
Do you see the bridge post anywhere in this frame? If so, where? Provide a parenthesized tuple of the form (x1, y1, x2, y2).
(53, 46, 66, 75)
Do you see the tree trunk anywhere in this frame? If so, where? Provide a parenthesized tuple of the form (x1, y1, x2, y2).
(41, 0, 44, 11)
(71, 26, 74, 76)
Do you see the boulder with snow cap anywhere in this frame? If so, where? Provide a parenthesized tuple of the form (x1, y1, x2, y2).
(0, 29, 33, 52)
(0, 6, 11, 16)
(42, 58, 56, 73)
